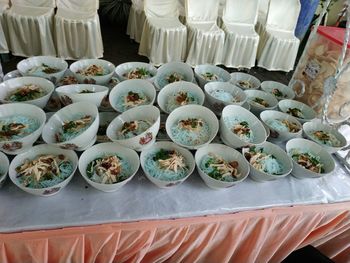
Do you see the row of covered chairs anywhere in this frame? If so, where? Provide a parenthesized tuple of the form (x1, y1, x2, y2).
(0, 0, 103, 59)
(129, 0, 301, 72)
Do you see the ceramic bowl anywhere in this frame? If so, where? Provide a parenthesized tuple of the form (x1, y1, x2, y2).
(303, 120, 347, 154)
(230, 72, 261, 90)
(109, 79, 156, 113)
(278, 99, 317, 124)
(286, 138, 335, 179)
(220, 105, 267, 148)
(260, 110, 302, 143)
(140, 141, 195, 188)
(194, 64, 231, 88)
(166, 105, 219, 150)
(244, 89, 279, 116)
(0, 103, 46, 155)
(242, 142, 293, 182)
(195, 143, 249, 189)
(9, 144, 78, 196)
(78, 142, 139, 192)
(3, 70, 22, 81)
(261, 81, 295, 100)
(204, 82, 247, 115)
(0, 151, 9, 188)
(70, 59, 115, 85)
(115, 62, 157, 82)
(17, 56, 68, 84)
(42, 102, 99, 151)
(157, 81, 205, 114)
(97, 112, 118, 143)
(56, 84, 109, 107)
(155, 62, 194, 90)
(0, 76, 55, 109)
(106, 105, 160, 151)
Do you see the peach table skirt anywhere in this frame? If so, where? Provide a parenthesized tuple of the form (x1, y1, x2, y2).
(0, 202, 349, 263)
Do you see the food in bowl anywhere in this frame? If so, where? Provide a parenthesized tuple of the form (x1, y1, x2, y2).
(200, 153, 240, 182)
(170, 118, 210, 146)
(123, 67, 154, 79)
(244, 146, 283, 175)
(15, 154, 73, 188)
(59, 76, 79, 86)
(166, 72, 183, 84)
(289, 148, 324, 173)
(55, 115, 94, 142)
(209, 89, 240, 103)
(286, 107, 305, 119)
(271, 88, 287, 99)
(143, 148, 189, 181)
(86, 154, 131, 184)
(266, 119, 301, 133)
(236, 80, 253, 89)
(308, 130, 341, 147)
(223, 116, 253, 142)
(28, 63, 60, 74)
(0, 115, 40, 141)
(201, 72, 219, 81)
(77, 65, 108, 76)
(250, 97, 269, 108)
(166, 91, 199, 112)
(116, 120, 153, 140)
(6, 84, 45, 102)
(115, 91, 149, 112)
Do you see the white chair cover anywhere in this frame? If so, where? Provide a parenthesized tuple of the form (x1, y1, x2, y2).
(6, 0, 56, 57)
(222, 0, 259, 69)
(55, 0, 103, 59)
(0, 1, 9, 54)
(185, 0, 225, 66)
(256, 0, 270, 35)
(257, 0, 301, 72)
(126, 0, 146, 43)
(138, 0, 187, 66)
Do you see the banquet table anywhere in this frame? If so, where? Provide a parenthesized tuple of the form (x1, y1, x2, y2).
(0, 151, 350, 262)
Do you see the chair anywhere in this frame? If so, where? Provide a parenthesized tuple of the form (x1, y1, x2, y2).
(221, 0, 259, 69)
(256, 0, 270, 35)
(257, 0, 301, 72)
(0, 0, 9, 54)
(138, 0, 187, 66)
(55, 0, 103, 59)
(185, 0, 225, 66)
(6, 0, 56, 57)
(126, 0, 145, 43)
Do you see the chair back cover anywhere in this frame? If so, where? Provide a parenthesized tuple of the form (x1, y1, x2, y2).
(185, 0, 219, 23)
(131, 0, 144, 11)
(57, 0, 99, 13)
(11, 0, 55, 7)
(144, 0, 178, 18)
(266, 0, 300, 32)
(223, 0, 259, 25)
(258, 0, 270, 24)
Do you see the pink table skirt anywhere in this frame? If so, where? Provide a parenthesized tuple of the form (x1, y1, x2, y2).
(0, 202, 349, 263)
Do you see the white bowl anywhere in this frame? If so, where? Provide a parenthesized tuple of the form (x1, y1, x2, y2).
(115, 62, 157, 82)
(109, 79, 156, 113)
(230, 72, 261, 90)
(79, 142, 140, 192)
(245, 89, 279, 116)
(3, 70, 22, 81)
(261, 81, 295, 100)
(42, 102, 99, 151)
(70, 59, 115, 85)
(194, 64, 231, 88)
(106, 105, 160, 151)
(166, 105, 218, 150)
(0, 151, 9, 188)
(0, 103, 46, 155)
(0, 77, 55, 109)
(204, 82, 247, 115)
(155, 62, 194, 90)
(17, 56, 68, 84)
(278, 99, 317, 124)
(242, 142, 293, 182)
(55, 84, 109, 107)
(97, 112, 119, 143)
(286, 138, 335, 179)
(220, 105, 267, 148)
(260, 110, 302, 143)
(140, 141, 195, 188)
(195, 143, 249, 189)
(303, 120, 347, 153)
(9, 144, 78, 196)
(157, 81, 205, 114)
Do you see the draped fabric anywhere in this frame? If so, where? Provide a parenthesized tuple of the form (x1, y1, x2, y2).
(5, 5, 56, 57)
(126, 5, 146, 43)
(11, 0, 55, 8)
(56, 0, 99, 15)
(0, 203, 349, 263)
(0, 2, 9, 54)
